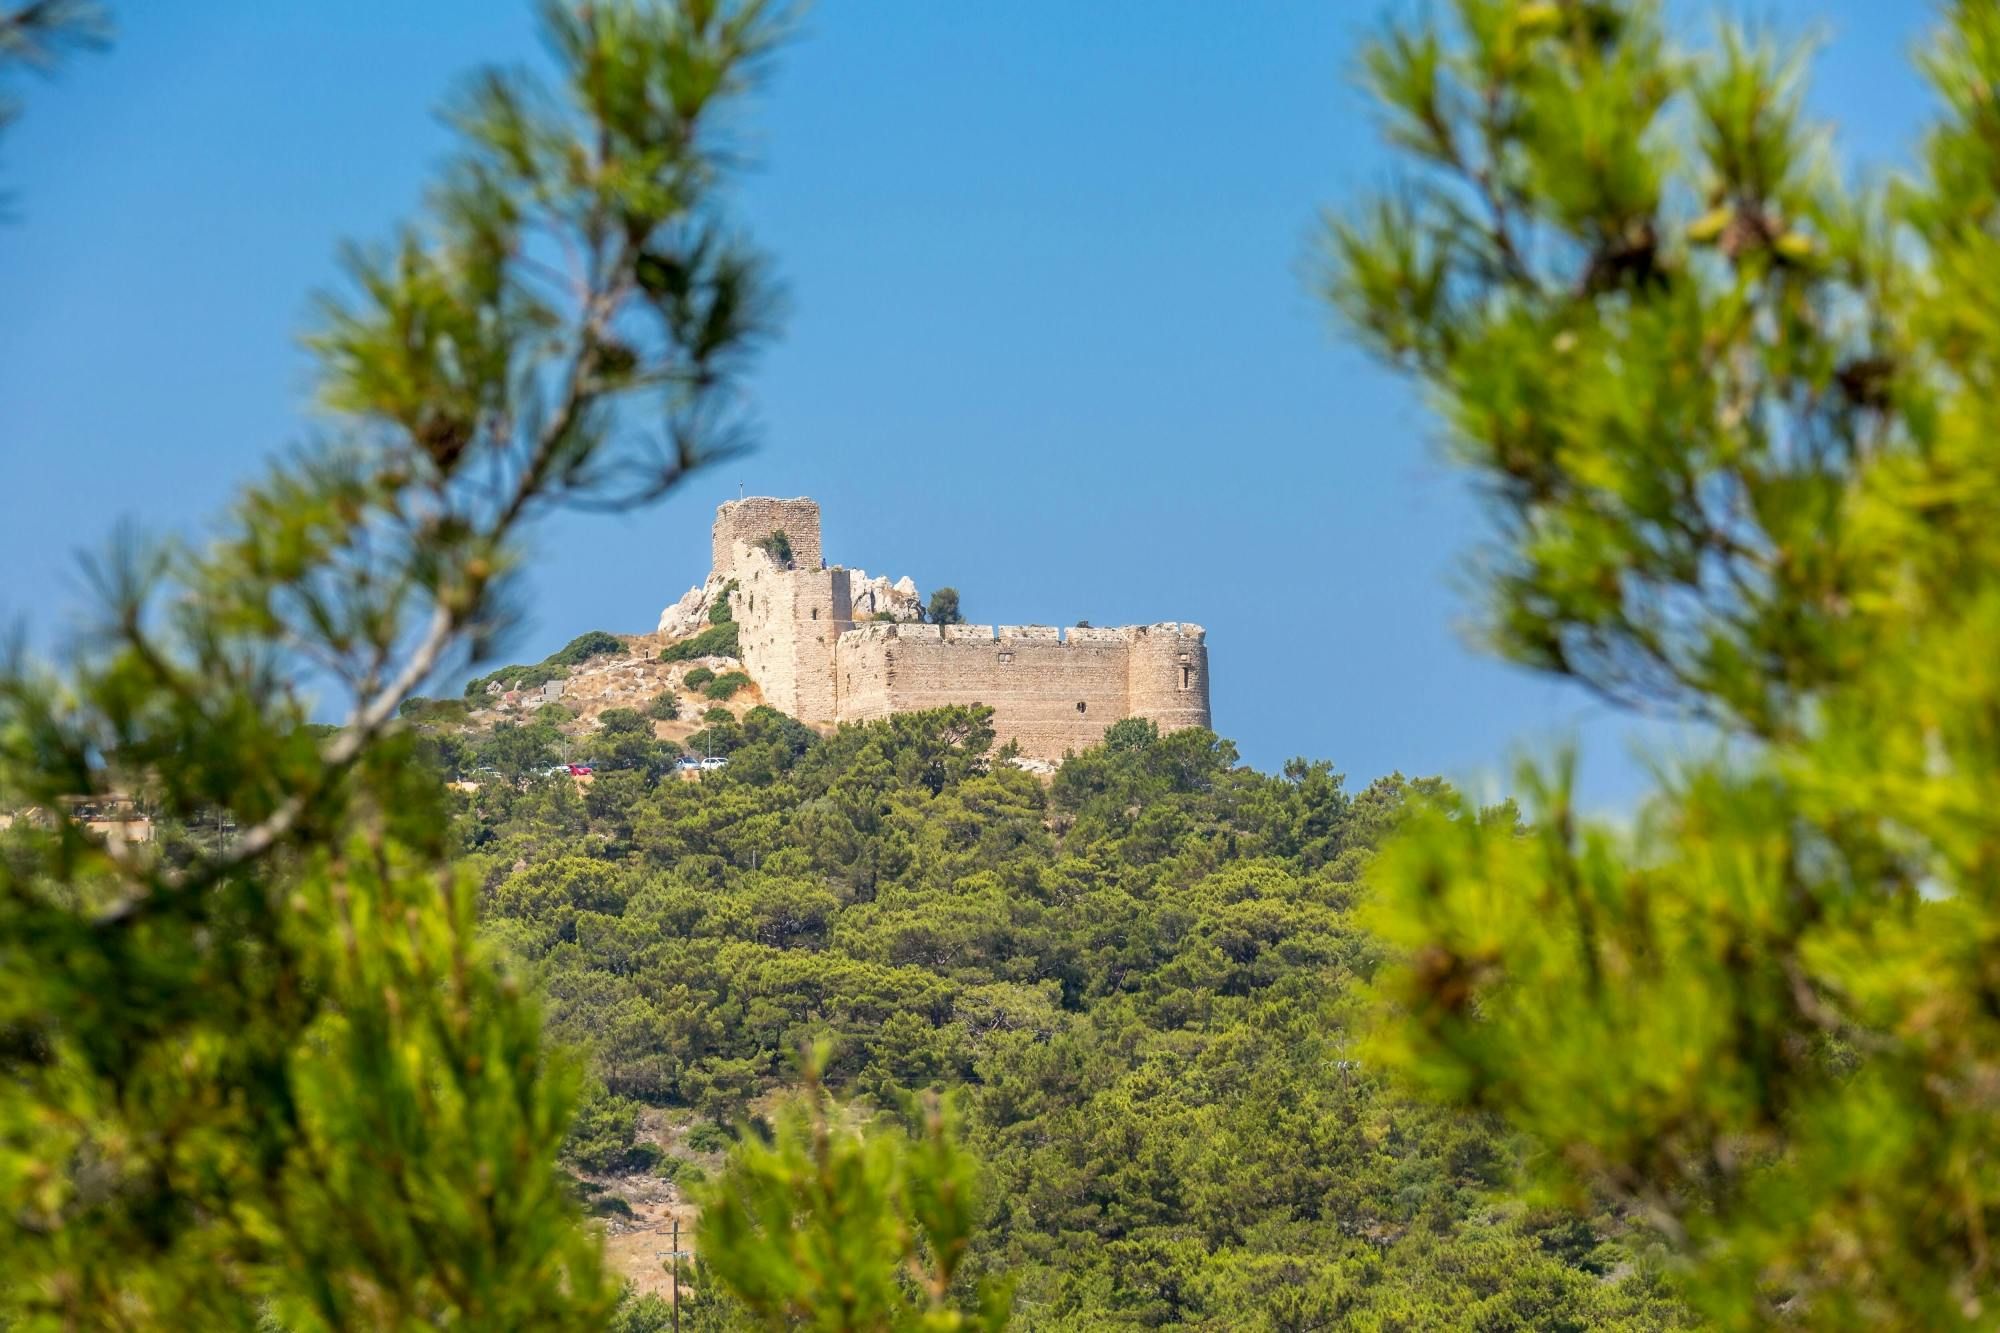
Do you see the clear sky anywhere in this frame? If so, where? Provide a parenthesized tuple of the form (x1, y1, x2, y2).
(0, 1, 1939, 806)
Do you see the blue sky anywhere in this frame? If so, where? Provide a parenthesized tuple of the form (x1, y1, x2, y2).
(0, 1, 1937, 805)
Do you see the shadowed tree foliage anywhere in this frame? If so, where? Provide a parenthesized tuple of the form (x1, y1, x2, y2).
(1329, 0, 2000, 1325)
(0, 0, 784, 1325)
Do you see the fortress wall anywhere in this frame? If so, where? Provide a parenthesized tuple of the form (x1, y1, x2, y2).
(789, 568, 850, 722)
(1125, 623, 1211, 732)
(734, 548, 849, 721)
(834, 624, 1133, 761)
(732, 548, 800, 714)
(712, 496, 823, 576)
(832, 622, 907, 720)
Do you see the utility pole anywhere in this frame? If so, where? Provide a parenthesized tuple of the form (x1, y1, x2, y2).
(671, 1214, 685, 1332)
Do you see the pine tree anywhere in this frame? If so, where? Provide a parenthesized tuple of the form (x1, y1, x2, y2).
(1330, 0, 2000, 1325)
(695, 1055, 1011, 1332)
(0, 1, 783, 1325)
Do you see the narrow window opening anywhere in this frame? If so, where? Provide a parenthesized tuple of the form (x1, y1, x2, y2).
(998, 651, 1014, 664)
(1180, 666, 1192, 690)
(811, 606, 819, 620)
(1076, 701, 1087, 714)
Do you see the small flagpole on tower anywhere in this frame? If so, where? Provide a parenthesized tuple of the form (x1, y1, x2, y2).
(738, 481, 744, 500)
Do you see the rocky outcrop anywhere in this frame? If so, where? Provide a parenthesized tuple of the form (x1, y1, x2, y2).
(847, 569, 922, 621)
(657, 573, 732, 638)
(468, 634, 752, 728)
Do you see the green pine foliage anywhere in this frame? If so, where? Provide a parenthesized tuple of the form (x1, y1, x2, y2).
(695, 1057, 1010, 1330)
(0, 0, 785, 1324)
(1328, 0, 2000, 1325)
(924, 586, 962, 626)
(461, 706, 1692, 1329)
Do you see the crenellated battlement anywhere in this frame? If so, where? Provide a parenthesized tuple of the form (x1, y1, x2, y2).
(839, 621, 1207, 648)
(683, 497, 1211, 760)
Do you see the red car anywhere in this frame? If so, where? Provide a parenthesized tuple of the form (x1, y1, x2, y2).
(566, 764, 593, 776)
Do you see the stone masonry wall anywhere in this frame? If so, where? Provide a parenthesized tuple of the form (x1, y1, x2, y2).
(731, 543, 851, 719)
(1125, 623, 1211, 732)
(711, 497, 823, 577)
(731, 545, 800, 714)
(831, 622, 1208, 762)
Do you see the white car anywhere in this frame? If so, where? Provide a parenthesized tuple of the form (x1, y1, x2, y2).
(698, 756, 729, 770)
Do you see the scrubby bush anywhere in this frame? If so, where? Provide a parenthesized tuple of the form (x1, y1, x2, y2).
(658, 621, 739, 663)
(463, 630, 622, 699)
(683, 666, 716, 689)
(708, 580, 739, 625)
(399, 696, 472, 725)
(548, 630, 626, 667)
(463, 662, 569, 699)
(597, 708, 651, 737)
(646, 690, 680, 721)
(703, 670, 751, 701)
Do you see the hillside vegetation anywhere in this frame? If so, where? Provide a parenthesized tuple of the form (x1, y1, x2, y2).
(445, 708, 1693, 1330)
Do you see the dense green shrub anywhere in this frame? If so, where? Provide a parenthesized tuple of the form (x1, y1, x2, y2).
(702, 670, 751, 701)
(683, 666, 716, 689)
(548, 630, 627, 667)
(646, 691, 680, 722)
(658, 621, 738, 663)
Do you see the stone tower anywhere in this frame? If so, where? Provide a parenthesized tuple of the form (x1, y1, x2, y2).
(1124, 623, 1211, 732)
(720, 498, 849, 718)
(711, 496, 822, 577)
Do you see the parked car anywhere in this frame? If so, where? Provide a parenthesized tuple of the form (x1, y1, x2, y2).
(699, 756, 729, 770)
(675, 756, 703, 772)
(566, 764, 593, 776)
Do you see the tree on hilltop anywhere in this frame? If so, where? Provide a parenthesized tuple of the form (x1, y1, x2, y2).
(926, 585, 963, 625)
(1329, 0, 2000, 1323)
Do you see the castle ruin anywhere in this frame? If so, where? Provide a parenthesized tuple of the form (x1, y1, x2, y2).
(685, 497, 1210, 761)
